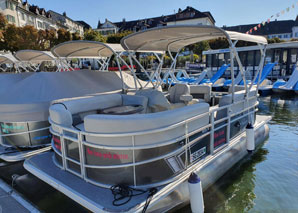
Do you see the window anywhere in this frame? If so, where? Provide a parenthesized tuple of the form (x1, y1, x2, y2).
(278, 35, 282, 39)
(6, 15, 15, 23)
(283, 34, 289, 38)
(295, 32, 298, 38)
(37, 21, 43, 28)
(5, 1, 14, 10)
(21, 13, 25, 21)
(247, 51, 254, 66)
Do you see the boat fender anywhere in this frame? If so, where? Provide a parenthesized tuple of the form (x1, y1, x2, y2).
(188, 172, 204, 213)
(246, 123, 255, 153)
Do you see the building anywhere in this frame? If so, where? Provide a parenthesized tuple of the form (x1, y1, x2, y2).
(49, 11, 84, 36)
(76, 20, 92, 31)
(203, 41, 298, 79)
(96, 6, 215, 35)
(0, 0, 85, 36)
(223, 16, 298, 41)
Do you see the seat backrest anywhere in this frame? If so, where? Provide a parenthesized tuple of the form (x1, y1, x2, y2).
(169, 84, 190, 103)
(189, 85, 211, 103)
(49, 94, 123, 127)
(216, 89, 257, 120)
(135, 89, 171, 113)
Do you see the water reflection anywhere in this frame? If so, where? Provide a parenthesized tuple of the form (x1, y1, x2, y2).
(204, 148, 269, 213)
(178, 95, 298, 213)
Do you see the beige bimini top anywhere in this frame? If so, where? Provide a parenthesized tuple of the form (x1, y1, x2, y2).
(51, 40, 125, 58)
(121, 25, 267, 52)
(15, 50, 56, 62)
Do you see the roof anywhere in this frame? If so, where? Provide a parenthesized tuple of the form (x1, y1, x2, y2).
(99, 6, 215, 32)
(0, 53, 19, 64)
(76, 21, 92, 29)
(51, 41, 124, 58)
(15, 50, 56, 62)
(223, 19, 295, 35)
(121, 25, 267, 52)
(48, 10, 84, 27)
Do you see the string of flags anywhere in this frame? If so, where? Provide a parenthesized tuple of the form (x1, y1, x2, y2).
(246, 2, 298, 34)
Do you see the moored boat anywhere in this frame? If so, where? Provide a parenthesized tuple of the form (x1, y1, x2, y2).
(24, 25, 271, 212)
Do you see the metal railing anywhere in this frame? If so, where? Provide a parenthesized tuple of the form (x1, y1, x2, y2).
(0, 125, 51, 148)
(50, 95, 258, 188)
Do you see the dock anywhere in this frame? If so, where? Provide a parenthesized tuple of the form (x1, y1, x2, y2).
(0, 179, 39, 213)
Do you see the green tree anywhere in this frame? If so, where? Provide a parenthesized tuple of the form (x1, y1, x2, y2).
(0, 13, 8, 50)
(84, 29, 106, 42)
(72, 32, 82, 40)
(268, 37, 284, 44)
(2, 24, 20, 52)
(208, 38, 229, 49)
(106, 31, 132, 43)
(56, 28, 72, 45)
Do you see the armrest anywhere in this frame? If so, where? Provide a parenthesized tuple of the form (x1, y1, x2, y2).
(180, 94, 193, 103)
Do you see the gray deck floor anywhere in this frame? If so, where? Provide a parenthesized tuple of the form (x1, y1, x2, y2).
(25, 152, 157, 212)
(0, 179, 39, 213)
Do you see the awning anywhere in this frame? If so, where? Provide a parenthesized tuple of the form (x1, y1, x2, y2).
(15, 50, 56, 62)
(51, 41, 125, 58)
(0, 53, 19, 64)
(121, 25, 267, 52)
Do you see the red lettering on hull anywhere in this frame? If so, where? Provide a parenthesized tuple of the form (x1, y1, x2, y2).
(86, 147, 129, 160)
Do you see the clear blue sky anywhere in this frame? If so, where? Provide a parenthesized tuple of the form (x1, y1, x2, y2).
(29, 0, 298, 28)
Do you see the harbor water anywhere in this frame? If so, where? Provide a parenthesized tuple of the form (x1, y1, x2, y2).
(4, 95, 298, 213)
(180, 95, 298, 213)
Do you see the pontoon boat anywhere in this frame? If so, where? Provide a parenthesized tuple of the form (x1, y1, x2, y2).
(24, 25, 271, 212)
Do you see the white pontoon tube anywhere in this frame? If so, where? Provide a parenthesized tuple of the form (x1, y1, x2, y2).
(121, 25, 267, 100)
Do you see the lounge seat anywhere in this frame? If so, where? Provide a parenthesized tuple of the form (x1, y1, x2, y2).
(84, 102, 210, 146)
(49, 94, 148, 130)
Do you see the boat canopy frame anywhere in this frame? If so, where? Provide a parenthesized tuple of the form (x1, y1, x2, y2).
(121, 25, 268, 101)
(51, 40, 157, 91)
(15, 50, 60, 72)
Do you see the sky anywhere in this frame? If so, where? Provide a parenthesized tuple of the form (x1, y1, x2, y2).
(29, 0, 298, 28)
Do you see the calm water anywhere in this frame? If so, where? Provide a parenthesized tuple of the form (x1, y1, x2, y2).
(180, 95, 298, 213)
(14, 95, 298, 212)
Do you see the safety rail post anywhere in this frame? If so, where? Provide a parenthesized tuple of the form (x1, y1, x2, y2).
(60, 128, 67, 170)
(210, 112, 215, 155)
(132, 135, 137, 187)
(226, 106, 231, 144)
(185, 122, 189, 166)
(78, 132, 86, 179)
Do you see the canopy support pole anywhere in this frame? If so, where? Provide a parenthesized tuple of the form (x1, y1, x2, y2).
(115, 54, 126, 93)
(129, 53, 156, 88)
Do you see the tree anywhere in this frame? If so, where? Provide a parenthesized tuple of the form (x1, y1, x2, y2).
(56, 28, 72, 45)
(72, 32, 82, 40)
(106, 31, 132, 43)
(208, 38, 229, 49)
(84, 29, 106, 42)
(0, 13, 8, 49)
(268, 37, 284, 44)
(2, 24, 20, 52)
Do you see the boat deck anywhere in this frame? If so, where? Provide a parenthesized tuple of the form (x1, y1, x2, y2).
(24, 115, 271, 213)
(0, 145, 51, 162)
(24, 152, 156, 212)
(0, 179, 39, 213)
